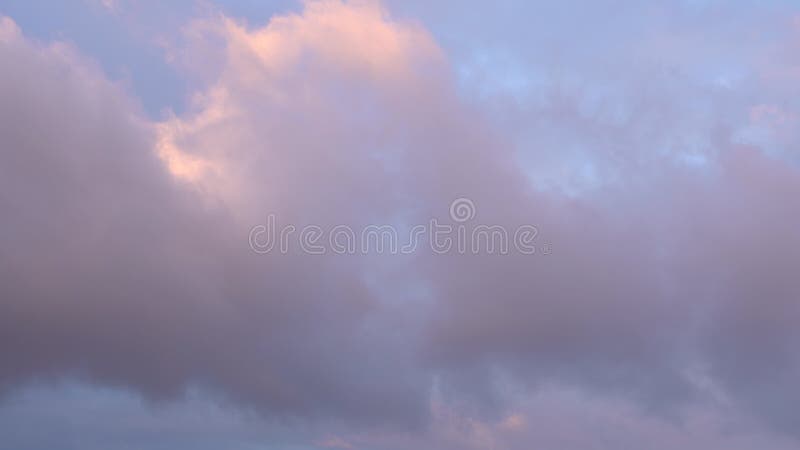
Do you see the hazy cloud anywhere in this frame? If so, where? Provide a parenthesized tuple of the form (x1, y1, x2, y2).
(1, 1, 799, 448)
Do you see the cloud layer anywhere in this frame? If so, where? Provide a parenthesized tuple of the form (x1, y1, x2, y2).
(1, 1, 799, 448)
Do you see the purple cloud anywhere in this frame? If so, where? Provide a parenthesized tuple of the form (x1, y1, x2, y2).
(1, 1, 799, 448)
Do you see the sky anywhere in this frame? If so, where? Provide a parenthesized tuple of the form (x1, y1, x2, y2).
(0, 0, 799, 449)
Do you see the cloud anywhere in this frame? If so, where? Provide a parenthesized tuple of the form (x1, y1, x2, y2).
(1, 0, 800, 448)
(0, 3, 432, 428)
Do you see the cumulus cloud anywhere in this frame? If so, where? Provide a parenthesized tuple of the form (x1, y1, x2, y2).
(1, 1, 800, 448)
(0, 4, 430, 428)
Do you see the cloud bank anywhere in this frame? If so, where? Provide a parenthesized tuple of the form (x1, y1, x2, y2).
(0, 1, 799, 448)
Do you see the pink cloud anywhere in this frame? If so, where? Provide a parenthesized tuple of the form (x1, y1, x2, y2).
(1, 1, 800, 448)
